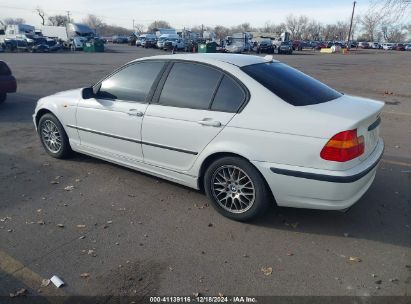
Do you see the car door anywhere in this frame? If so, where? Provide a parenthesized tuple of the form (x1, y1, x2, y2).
(75, 60, 165, 164)
(142, 61, 248, 172)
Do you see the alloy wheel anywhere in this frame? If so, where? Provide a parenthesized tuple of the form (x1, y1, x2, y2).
(211, 165, 256, 213)
(41, 120, 62, 153)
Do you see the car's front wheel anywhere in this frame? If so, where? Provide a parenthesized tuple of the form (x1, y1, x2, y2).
(38, 113, 72, 159)
(204, 156, 272, 221)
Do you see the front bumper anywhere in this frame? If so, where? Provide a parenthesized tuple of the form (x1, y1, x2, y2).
(253, 138, 384, 210)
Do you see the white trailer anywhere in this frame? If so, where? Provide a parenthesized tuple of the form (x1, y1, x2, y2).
(40, 25, 68, 41)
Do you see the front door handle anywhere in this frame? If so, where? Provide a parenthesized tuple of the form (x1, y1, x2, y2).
(127, 109, 144, 117)
(197, 119, 222, 127)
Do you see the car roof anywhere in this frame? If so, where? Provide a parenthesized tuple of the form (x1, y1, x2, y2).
(134, 53, 278, 67)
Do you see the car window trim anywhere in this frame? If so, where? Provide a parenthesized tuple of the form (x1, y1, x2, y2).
(208, 74, 224, 109)
(92, 60, 168, 104)
(151, 60, 250, 113)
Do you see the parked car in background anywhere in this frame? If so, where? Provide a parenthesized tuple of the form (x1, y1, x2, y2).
(277, 41, 293, 54)
(128, 35, 137, 46)
(143, 37, 157, 48)
(382, 43, 394, 50)
(157, 34, 180, 49)
(163, 38, 185, 51)
(33, 53, 384, 221)
(0, 61, 17, 103)
(405, 44, 411, 51)
(30, 44, 49, 53)
(394, 43, 406, 51)
(138, 34, 157, 47)
(358, 42, 370, 49)
(370, 42, 381, 49)
(102, 37, 112, 43)
(256, 40, 274, 54)
(112, 35, 128, 44)
(315, 42, 327, 50)
(225, 41, 248, 53)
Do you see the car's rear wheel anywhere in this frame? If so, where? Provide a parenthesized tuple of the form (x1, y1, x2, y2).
(38, 113, 72, 159)
(204, 156, 271, 221)
(0, 93, 6, 103)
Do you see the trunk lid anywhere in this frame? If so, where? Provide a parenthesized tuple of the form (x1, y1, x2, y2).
(306, 95, 384, 160)
(305, 94, 384, 160)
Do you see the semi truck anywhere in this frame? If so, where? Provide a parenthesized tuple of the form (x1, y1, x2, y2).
(0, 23, 36, 44)
(40, 23, 95, 50)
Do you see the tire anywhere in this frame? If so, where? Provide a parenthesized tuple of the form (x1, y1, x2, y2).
(204, 156, 272, 221)
(0, 93, 6, 104)
(38, 113, 72, 159)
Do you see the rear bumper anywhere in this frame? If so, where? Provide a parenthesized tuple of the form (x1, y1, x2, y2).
(0, 75, 17, 93)
(253, 138, 384, 210)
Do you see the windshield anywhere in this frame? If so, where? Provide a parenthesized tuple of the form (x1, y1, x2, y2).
(241, 62, 342, 106)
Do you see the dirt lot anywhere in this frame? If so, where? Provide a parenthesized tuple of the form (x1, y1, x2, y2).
(0, 45, 410, 299)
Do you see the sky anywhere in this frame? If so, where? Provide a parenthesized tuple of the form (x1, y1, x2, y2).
(0, 0, 406, 30)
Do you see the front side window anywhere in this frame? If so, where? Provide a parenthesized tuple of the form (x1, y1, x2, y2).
(159, 62, 222, 110)
(241, 62, 342, 106)
(98, 61, 164, 102)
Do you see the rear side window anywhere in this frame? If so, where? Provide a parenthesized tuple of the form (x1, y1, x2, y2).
(98, 61, 164, 102)
(241, 62, 342, 106)
(211, 76, 246, 112)
(159, 62, 222, 110)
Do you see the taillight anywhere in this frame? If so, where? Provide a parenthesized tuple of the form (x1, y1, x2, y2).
(320, 129, 364, 162)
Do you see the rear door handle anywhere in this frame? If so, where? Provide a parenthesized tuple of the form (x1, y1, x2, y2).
(127, 109, 144, 117)
(197, 119, 222, 127)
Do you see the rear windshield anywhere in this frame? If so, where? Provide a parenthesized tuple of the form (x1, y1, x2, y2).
(241, 62, 342, 106)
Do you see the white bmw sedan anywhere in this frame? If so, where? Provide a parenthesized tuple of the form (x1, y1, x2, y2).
(33, 54, 384, 221)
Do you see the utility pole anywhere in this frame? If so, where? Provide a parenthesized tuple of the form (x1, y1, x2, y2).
(133, 19, 135, 31)
(66, 11, 71, 23)
(347, 1, 356, 49)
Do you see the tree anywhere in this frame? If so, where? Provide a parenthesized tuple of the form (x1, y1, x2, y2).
(134, 23, 145, 34)
(147, 20, 171, 32)
(360, 14, 382, 41)
(322, 21, 349, 41)
(370, 0, 411, 23)
(305, 20, 323, 40)
(381, 24, 406, 42)
(239, 22, 254, 32)
(36, 7, 46, 26)
(83, 14, 104, 30)
(3, 18, 25, 25)
(98, 24, 133, 36)
(48, 15, 70, 26)
(260, 22, 286, 34)
(285, 14, 309, 39)
(213, 25, 230, 39)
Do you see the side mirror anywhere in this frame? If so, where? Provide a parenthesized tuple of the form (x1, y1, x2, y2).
(82, 87, 95, 99)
